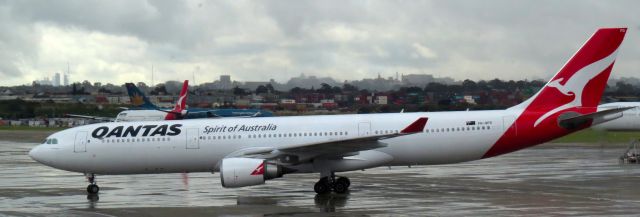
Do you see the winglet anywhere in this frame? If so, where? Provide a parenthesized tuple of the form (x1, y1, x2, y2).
(400, 117, 428, 134)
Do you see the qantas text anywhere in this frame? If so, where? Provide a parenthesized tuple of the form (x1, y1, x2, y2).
(92, 124, 182, 139)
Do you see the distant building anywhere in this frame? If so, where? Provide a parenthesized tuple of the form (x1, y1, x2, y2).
(63, 73, 69, 86)
(220, 75, 232, 90)
(463, 95, 477, 104)
(402, 74, 435, 86)
(243, 81, 270, 90)
(53, 73, 61, 86)
(34, 77, 52, 86)
(375, 95, 388, 105)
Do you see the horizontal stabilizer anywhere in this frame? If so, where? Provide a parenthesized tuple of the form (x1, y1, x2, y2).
(559, 107, 634, 129)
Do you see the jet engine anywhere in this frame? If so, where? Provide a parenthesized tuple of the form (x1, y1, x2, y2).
(220, 158, 285, 188)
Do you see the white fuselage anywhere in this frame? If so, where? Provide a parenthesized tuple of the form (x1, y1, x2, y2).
(30, 110, 516, 175)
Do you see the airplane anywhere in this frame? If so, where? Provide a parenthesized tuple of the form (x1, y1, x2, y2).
(66, 80, 191, 122)
(67, 81, 273, 122)
(29, 28, 630, 195)
(592, 102, 640, 131)
(124, 82, 273, 119)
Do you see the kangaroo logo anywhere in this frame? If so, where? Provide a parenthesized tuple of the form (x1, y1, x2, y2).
(175, 94, 187, 111)
(533, 49, 619, 127)
(250, 162, 265, 176)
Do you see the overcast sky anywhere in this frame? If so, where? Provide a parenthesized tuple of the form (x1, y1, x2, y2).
(1, 0, 639, 86)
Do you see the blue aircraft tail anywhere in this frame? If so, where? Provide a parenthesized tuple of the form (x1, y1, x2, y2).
(125, 83, 157, 109)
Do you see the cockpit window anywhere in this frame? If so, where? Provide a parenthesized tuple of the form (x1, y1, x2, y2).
(44, 138, 58, 145)
(45, 139, 50, 144)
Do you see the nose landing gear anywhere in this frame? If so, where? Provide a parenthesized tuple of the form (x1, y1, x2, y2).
(86, 173, 99, 194)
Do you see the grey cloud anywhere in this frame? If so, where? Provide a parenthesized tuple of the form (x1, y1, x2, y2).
(0, 0, 639, 85)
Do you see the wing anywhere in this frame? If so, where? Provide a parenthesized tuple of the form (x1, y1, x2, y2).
(227, 117, 428, 164)
(65, 114, 115, 122)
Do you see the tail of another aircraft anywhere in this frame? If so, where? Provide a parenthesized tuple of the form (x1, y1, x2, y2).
(485, 28, 627, 158)
(165, 80, 189, 120)
(125, 83, 157, 109)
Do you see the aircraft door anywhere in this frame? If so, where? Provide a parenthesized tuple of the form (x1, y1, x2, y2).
(358, 122, 371, 136)
(74, 131, 87, 153)
(186, 128, 200, 149)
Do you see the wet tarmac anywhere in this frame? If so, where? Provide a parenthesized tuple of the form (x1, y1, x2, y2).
(1, 141, 640, 216)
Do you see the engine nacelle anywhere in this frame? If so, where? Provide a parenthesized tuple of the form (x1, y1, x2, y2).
(220, 158, 284, 188)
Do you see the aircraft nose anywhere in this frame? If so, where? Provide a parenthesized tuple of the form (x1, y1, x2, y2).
(28, 146, 41, 162)
(29, 145, 54, 165)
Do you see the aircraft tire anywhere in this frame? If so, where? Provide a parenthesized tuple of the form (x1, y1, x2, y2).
(337, 177, 350, 188)
(314, 179, 331, 194)
(333, 180, 348, 194)
(87, 184, 100, 194)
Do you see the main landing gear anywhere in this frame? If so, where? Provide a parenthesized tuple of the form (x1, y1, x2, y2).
(314, 173, 351, 194)
(86, 173, 99, 194)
